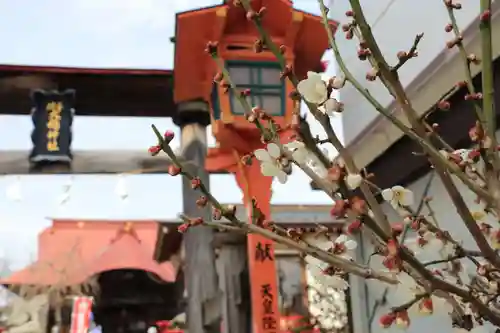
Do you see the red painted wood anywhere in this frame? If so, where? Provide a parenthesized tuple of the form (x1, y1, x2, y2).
(235, 163, 280, 333)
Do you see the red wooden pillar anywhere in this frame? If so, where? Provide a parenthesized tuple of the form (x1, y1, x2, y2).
(235, 161, 280, 333)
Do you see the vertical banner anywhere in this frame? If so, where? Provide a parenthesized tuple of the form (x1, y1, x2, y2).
(29, 89, 75, 168)
(70, 297, 93, 333)
(236, 162, 280, 333)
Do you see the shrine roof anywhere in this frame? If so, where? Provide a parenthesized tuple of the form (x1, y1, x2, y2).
(1, 220, 178, 287)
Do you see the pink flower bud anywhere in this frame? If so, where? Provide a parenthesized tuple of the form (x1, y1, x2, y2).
(196, 196, 208, 207)
(351, 197, 367, 214)
(164, 130, 175, 143)
(419, 297, 433, 315)
(191, 177, 201, 189)
(379, 313, 396, 328)
(190, 217, 204, 226)
(437, 100, 450, 110)
(246, 10, 257, 20)
(212, 208, 222, 220)
(168, 165, 181, 176)
(480, 9, 491, 22)
(178, 223, 190, 233)
(148, 145, 161, 156)
(330, 200, 347, 218)
(386, 239, 399, 256)
(331, 76, 346, 89)
(347, 220, 362, 234)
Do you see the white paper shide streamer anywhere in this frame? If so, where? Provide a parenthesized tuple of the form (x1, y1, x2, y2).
(6, 176, 22, 202)
(115, 174, 128, 201)
(57, 176, 74, 206)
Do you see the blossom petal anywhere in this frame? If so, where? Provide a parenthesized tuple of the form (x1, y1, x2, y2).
(285, 141, 305, 150)
(276, 170, 288, 184)
(344, 240, 357, 250)
(306, 71, 322, 80)
(381, 188, 394, 201)
(323, 98, 340, 115)
(261, 162, 279, 177)
(335, 235, 348, 244)
(297, 75, 328, 104)
(391, 185, 405, 192)
(345, 174, 363, 190)
(254, 148, 271, 162)
(472, 211, 486, 221)
(297, 79, 315, 100)
(292, 148, 308, 164)
(390, 200, 400, 210)
(266, 143, 281, 158)
(400, 189, 415, 206)
(329, 276, 349, 290)
(315, 238, 333, 251)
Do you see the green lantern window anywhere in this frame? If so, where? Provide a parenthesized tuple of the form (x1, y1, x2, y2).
(211, 82, 221, 120)
(227, 61, 285, 116)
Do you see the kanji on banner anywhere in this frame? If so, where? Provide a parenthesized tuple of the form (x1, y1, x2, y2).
(30, 89, 75, 168)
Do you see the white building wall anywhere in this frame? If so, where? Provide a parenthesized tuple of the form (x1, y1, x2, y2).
(354, 130, 500, 333)
(329, 0, 480, 144)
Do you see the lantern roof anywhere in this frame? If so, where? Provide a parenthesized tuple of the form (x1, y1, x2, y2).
(173, 0, 337, 104)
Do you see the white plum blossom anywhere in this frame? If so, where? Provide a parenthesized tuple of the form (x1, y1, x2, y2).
(455, 148, 478, 164)
(254, 143, 288, 184)
(285, 141, 332, 178)
(333, 234, 357, 259)
(309, 149, 330, 178)
(441, 149, 480, 166)
(393, 272, 454, 315)
(345, 173, 363, 190)
(381, 185, 414, 209)
(297, 71, 328, 104)
(409, 234, 455, 261)
(305, 236, 349, 290)
(308, 286, 348, 330)
(303, 234, 349, 331)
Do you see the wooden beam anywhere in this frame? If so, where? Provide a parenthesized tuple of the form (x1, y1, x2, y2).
(0, 150, 172, 174)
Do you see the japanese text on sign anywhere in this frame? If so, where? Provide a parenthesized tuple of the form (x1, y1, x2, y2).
(261, 284, 277, 332)
(46, 101, 62, 152)
(255, 242, 274, 262)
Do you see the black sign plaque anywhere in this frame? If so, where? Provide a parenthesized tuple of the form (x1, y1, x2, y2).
(29, 89, 75, 168)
